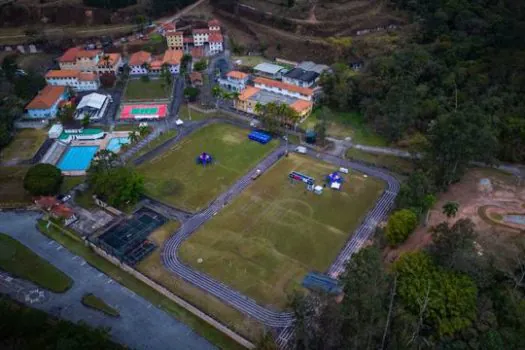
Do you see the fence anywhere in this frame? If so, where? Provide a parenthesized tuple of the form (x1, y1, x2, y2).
(87, 242, 255, 349)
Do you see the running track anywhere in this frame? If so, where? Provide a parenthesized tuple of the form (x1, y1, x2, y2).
(160, 143, 400, 339)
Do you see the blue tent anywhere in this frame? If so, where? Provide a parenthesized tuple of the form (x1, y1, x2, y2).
(248, 130, 272, 144)
(196, 152, 213, 165)
(326, 172, 343, 184)
(302, 272, 343, 295)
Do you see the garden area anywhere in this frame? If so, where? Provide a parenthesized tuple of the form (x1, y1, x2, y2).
(179, 154, 385, 308)
(136, 123, 278, 212)
(123, 78, 172, 101)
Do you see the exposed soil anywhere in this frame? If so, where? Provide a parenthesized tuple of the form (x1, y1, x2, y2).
(384, 168, 525, 263)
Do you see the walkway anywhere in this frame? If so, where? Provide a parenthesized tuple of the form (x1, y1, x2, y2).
(0, 211, 215, 350)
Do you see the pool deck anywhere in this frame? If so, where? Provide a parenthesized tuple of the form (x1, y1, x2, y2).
(62, 131, 130, 177)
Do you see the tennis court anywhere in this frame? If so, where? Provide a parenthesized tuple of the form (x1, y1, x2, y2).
(119, 104, 167, 120)
(97, 208, 167, 265)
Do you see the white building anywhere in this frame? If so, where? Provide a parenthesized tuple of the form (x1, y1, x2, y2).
(74, 93, 110, 121)
(208, 32, 224, 54)
(58, 47, 102, 72)
(253, 63, 287, 80)
(45, 70, 100, 91)
(253, 77, 314, 101)
(219, 71, 249, 92)
(208, 19, 221, 32)
(128, 51, 152, 75)
(96, 53, 123, 75)
(192, 29, 209, 47)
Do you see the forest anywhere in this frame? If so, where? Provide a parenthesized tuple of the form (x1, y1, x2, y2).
(321, 0, 525, 190)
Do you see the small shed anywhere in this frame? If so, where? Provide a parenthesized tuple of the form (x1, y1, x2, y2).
(48, 124, 63, 139)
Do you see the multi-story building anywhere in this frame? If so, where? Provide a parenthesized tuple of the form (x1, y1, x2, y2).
(282, 68, 319, 88)
(208, 32, 224, 54)
(45, 70, 100, 91)
(192, 29, 209, 47)
(161, 49, 183, 74)
(128, 51, 152, 75)
(58, 47, 102, 72)
(208, 19, 221, 31)
(25, 86, 68, 119)
(158, 22, 176, 36)
(219, 71, 250, 92)
(166, 31, 184, 50)
(253, 77, 314, 101)
(96, 53, 123, 75)
(253, 63, 287, 80)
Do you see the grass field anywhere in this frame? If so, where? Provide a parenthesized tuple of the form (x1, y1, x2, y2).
(346, 149, 414, 175)
(137, 123, 279, 212)
(0, 129, 47, 163)
(0, 233, 72, 292)
(37, 220, 246, 349)
(302, 108, 387, 146)
(81, 293, 120, 317)
(60, 176, 85, 193)
(179, 154, 385, 308)
(124, 78, 171, 101)
(129, 129, 178, 163)
(231, 55, 271, 68)
(0, 167, 31, 208)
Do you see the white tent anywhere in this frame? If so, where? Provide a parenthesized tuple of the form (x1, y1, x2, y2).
(75, 93, 109, 120)
(330, 182, 341, 190)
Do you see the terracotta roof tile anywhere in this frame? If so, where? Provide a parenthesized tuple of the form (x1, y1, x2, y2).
(254, 77, 314, 96)
(166, 31, 184, 37)
(97, 53, 121, 67)
(79, 72, 98, 81)
(129, 51, 152, 66)
(238, 86, 260, 101)
(190, 47, 205, 59)
(59, 47, 80, 62)
(226, 71, 249, 80)
(290, 99, 313, 113)
(208, 32, 223, 43)
(192, 28, 209, 35)
(46, 70, 81, 79)
(183, 37, 194, 43)
(26, 86, 66, 110)
(162, 49, 183, 65)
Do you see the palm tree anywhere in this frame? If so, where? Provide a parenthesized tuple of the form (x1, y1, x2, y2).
(442, 201, 459, 218)
(254, 102, 264, 115)
(141, 62, 151, 73)
(138, 125, 149, 138)
(129, 130, 140, 145)
(212, 86, 222, 108)
(102, 54, 111, 67)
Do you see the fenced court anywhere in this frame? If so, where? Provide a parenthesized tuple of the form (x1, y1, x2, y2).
(119, 104, 167, 120)
(96, 208, 167, 265)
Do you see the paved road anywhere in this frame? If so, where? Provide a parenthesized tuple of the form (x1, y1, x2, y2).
(0, 211, 215, 350)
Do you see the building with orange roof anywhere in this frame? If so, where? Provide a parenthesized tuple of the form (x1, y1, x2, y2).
(192, 28, 210, 46)
(158, 22, 176, 36)
(166, 31, 184, 50)
(26, 86, 68, 119)
(253, 77, 314, 101)
(219, 70, 250, 92)
(45, 70, 100, 91)
(96, 53, 123, 75)
(290, 99, 313, 117)
(208, 32, 224, 54)
(162, 49, 183, 74)
(58, 47, 102, 72)
(208, 19, 221, 31)
(129, 51, 152, 75)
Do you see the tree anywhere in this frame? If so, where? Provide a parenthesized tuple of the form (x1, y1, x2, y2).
(184, 87, 199, 102)
(314, 120, 326, 146)
(81, 114, 90, 128)
(23, 164, 63, 196)
(396, 170, 436, 214)
(57, 105, 75, 125)
(211, 86, 223, 108)
(160, 63, 173, 94)
(442, 201, 459, 218)
(193, 59, 208, 72)
(385, 209, 418, 246)
(128, 130, 140, 145)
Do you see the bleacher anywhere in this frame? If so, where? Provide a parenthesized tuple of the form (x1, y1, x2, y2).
(248, 130, 272, 144)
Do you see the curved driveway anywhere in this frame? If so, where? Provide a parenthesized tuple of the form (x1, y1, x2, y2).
(160, 142, 400, 328)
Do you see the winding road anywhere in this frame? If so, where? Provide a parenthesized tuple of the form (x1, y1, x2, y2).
(152, 122, 400, 332)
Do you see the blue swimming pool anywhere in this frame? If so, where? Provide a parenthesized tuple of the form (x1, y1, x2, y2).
(58, 146, 99, 171)
(106, 137, 130, 153)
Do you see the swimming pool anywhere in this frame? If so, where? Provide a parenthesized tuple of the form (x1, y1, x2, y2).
(58, 146, 99, 171)
(107, 137, 130, 153)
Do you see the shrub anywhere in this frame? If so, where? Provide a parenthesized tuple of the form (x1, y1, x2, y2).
(385, 209, 418, 245)
(23, 163, 63, 196)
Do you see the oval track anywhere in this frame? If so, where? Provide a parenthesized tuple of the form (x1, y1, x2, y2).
(162, 145, 400, 329)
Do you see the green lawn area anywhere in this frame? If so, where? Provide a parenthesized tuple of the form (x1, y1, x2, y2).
(0, 233, 72, 292)
(302, 107, 387, 146)
(346, 148, 414, 175)
(81, 293, 120, 317)
(37, 220, 247, 349)
(179, 154, 385, 308)
(231, 55, 270, 68)
(124, 78, 171, 101)
(0, 166, 31, 208)
(129, 129, 178, 162)
(60, 176, 85, 193)
(137, 123, 279, 212)
(179, 105, 215, 121)
(0, 129, 48, 163)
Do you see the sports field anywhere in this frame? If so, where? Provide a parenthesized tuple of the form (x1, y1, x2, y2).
(136, 123, 278, 212)
(179, 154, 385, 308)
(124, 79, 171, 101)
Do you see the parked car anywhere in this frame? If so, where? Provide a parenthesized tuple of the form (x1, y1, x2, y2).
(295, 146, 307, 154)
(251, 169, 262, 180)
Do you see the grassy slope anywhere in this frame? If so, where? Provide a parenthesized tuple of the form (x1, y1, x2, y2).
(0, 128, 47, 163)
(0, 233, 73, 293)
(137, 123, 278, 212)
(81, 293, 120, 317)
(0, 166, 31, 207)
(179, 154, 385, 308)
(128, 129, 178, 163)
(37, 221, 245, 350)
(124, 79, 171, 100)
(346, 149, 414, 175)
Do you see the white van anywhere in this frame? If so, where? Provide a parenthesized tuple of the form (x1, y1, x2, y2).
(295, 146, 307, 154)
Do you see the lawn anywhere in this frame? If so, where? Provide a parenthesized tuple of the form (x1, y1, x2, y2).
(60, 176, 85, 193)
(302, 107, 387, 146)
(0, 129, 47, 163)
(346, 149, 414, 175)
(231, 55, 271, 68)
(179, 154, 385, 308)
(82, 293, 120, 317)
(37, 220, 247, 349)
(179, 104, 214, 121)
(129, 129, 178, 162)
(124, 78, 171, 101)
(0, 166, 31, 208)
(0, 233, 72, 293)
(137, 123, 279, 212)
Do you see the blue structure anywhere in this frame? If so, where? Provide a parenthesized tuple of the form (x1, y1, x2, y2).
(248, 130, 272, 144)
(302, 272, 343, 295)
(196, 152, 213, 166)
(326, 172, 343, 184)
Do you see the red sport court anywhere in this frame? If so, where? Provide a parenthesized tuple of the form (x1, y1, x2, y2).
(120, 104, 167, 120)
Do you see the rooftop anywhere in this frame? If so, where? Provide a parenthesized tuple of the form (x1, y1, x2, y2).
(226, 70, 249, 80)
(250, 89, 297, 105)
(129, 51, 152, 66)
(163, 49, 183, 65)
(238, 86, 260, 101)
(76, 93, 108, 110)
(296, 61, 330, 74)
(26, 86, 65, 110)
(59, 128, 104, 139)
(166, 31, 184, 37)
(97, 53, 121, 67)
(59, 47, 102, 62)
(284, 68, 319, 83)
(290, 99, 313, 113)
(254, 77, 314, 96)
(253, 62, 286, 75)
(208, 32, 223, 43)
(191, 47, 205, 59)
(78, 72, 98, 81)
(192, 28, 209, 35)
(46, 69, 81, 79)
(208, 19, 220, 27)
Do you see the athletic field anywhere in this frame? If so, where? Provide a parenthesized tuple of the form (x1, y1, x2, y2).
(119, 104, 167, 120)
(179, 154, 385, 309)
(124, 79, 171, 101)
(136, 123, 278, 212)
